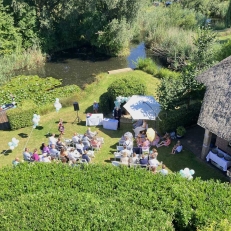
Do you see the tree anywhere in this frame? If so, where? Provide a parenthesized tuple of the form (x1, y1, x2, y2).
(157, 26, 216, 110)
(0, 0, 22, 55)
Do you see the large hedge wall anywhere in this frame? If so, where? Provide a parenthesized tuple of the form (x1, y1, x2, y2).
(0, 164, 230, 230)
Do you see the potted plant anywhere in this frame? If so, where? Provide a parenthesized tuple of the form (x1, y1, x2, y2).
(176, 126, 186, 138)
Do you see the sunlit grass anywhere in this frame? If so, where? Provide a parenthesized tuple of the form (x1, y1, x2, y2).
(0, 70, 227, 182)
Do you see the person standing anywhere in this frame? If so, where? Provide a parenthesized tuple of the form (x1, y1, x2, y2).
(113, 107, 121, 129)
(93, 101, 99, 113)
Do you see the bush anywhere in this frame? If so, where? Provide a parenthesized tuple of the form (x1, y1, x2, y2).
(0, 164, 230, 230)
(135, 58, 158, 76)
(156, 68, 181, 79)
(101, 76, 146, 114)
(7, 107, 38, 130)
(0, 75, 81, 106)
(158, 102, 201, 133)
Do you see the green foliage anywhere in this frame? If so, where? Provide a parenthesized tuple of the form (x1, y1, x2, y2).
(0, 164, 230, 230)
(158, 103, 201, 133)
(176, 126, 186, 137)
(107, 77, 146, 99)
(7, 107, 38, 130)
(0, 75, 80, 106)
(99, 92, 114, 115)
(216, 39, 231, 61)
(135, 58, 158, 76)
(156, 68, 180, 79)
(0, 46, 45, 85)
(0, 0, 22, 55)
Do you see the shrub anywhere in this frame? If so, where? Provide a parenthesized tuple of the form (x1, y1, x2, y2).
(135, 58, 158, 76)
(102, 76, 146, 114)
(156, 68, 181, 79)
(0, 164, 230, 230)
(158, 102, 201, 133)
(7, 107, 38, 130)
(176, 126, 186, 137)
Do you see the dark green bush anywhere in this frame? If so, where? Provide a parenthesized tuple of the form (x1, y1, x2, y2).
(0, 163, 230, 230)
(158, 102, 202, 133)
(7, 107, 38, 130)
(100, 76, 146, 114)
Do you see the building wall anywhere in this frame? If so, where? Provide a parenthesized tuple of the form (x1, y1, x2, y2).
(215, 136, 231, 155)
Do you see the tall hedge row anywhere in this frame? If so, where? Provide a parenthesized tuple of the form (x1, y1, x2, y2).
(0, 163, 230, 230)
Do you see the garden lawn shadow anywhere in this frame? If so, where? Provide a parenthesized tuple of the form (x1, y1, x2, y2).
(18, 133, 28, 138)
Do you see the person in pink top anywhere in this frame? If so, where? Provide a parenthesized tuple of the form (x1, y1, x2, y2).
(142, 137, 150, 148)
(31, 148, 40, 162)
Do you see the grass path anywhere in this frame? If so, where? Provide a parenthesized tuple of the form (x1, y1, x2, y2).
(0, 71, 228, 182)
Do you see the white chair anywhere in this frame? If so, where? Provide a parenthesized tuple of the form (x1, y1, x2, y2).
(114, 152, 122, 161)
(112, 161, 120, 167)
(63, 138, 72, 147)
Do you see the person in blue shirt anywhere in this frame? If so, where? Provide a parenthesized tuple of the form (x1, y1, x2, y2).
(82, 150, 91, 163)
(139, 154, 148, 167)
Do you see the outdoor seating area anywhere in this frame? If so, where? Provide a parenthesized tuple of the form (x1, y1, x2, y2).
(22, 127, 105, 165)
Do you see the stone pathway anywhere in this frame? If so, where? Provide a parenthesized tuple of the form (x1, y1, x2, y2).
(178, 125, 205, 158)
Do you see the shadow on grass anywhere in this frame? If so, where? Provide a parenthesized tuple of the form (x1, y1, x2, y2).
(1, 149, 12, 155)
(18, 133, 28, 138)
(104, 158, 114, 163)
(35, 126, 44, 130)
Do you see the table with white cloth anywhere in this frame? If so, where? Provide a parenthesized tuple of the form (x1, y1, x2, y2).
(103, 118, 118, 130)
(86, 113, 103, 126)
(206, 151, 231, 171)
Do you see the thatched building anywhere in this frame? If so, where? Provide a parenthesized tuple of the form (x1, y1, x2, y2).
(196, 56, 231, 159)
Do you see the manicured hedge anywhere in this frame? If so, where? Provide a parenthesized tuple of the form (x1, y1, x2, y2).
(7, 107, 38, 130)
(158, 102, 202, 133)
(0, 163, 230, 230)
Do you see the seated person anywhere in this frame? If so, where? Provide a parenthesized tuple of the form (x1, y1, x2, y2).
(129, 152, 138, 165)
(159, 164, 168, 175)
(171, 140, 183, 154)
(31, 149, 40, 162)
(60, 148, 69, 163)
(142, 137, 150, 148)
(56, 138, 66, 151)
(133, 120, 148, 137)
(86, 128, 97, 139)
(12, 157, 20, 166)
(148, 154, 160, 168)
(161, 132, 170, 141)
(41, 153, 51, 163)
(76, 140, 84, 154)
(72, 132, 80, 144)
(49, 144, 60, 159)
(48, 133, 57, 146)
(123, 136, 133, 149)
(23, 147, 32, 161)
(42, 143, 50, 154)
(139, 154, 148, 167)
(151, 134, 160, 147)
(120, 152, 129, 166)
(132, 119, 143, 129)
(150, 166, 157, 174)
(152, 148, 158, 157)
(82, 133, 91, 147)
(82, 149, 91, 163)
(119, 145, 132, 157)
(156, 136, 171, 148)
(90, 137, 101, 149)
(68, 148, 81, 161)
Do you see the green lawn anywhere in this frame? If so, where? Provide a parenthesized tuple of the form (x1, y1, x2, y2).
(0, 70, 228, 182)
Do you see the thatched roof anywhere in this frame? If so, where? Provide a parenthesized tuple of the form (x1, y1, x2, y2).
(196, 56, 231, 141)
